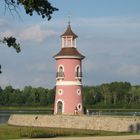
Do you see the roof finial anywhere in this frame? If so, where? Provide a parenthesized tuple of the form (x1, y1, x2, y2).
(68, 14, 71, 27)
(68, 20, 71, 26)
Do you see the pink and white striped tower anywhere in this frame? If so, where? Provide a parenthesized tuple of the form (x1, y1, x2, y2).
(53, 22, 85, 115)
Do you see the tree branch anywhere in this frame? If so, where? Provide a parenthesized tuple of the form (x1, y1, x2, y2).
(0, 36, 21, 53)
(4, 0, 58, 20)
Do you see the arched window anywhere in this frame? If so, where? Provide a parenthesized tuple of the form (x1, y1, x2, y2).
(57, 65, 64, 79)
(57, 101, 63, 114)
(75, 65, 82, 79)
(56, 99, 64, 114)
(77, 66, 80, 74)
(59, 66, 63, 73)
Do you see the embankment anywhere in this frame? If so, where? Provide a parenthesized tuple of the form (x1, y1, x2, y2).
(8, 115, 140, 132)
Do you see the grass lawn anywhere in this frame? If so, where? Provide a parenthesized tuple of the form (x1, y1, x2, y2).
(0, 106, 53, 111)
(0, 124, 139, 139)
(0, 106, 140, 112)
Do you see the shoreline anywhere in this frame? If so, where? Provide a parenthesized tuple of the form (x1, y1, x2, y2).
(0, 106, 140, 112)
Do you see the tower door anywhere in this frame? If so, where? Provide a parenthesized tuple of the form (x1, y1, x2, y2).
(57, 101, 63, 114)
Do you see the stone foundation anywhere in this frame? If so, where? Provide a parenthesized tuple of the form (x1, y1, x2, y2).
(8, 114, 140, 132)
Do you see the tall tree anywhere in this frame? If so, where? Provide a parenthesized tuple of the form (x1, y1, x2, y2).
(99, 84, 111, 105)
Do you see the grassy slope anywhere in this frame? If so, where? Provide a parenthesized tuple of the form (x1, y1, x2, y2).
(0, 124, 136, 139)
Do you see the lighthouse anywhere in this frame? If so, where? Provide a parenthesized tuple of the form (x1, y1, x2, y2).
(53, 22, 85, 115)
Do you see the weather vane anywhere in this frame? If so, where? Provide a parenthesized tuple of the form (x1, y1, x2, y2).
(68, 16, 71, 25)
(68, 13, 72, 25)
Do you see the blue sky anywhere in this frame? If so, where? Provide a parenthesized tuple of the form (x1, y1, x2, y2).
(0, 0, 140, 89)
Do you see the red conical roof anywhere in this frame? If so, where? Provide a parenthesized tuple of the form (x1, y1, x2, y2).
(61, 22, 78, 39)
(54, 48, 85, 60)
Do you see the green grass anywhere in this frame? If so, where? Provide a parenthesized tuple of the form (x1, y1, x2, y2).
(0, 106, 53, 111)
(0, 124, 139, 139)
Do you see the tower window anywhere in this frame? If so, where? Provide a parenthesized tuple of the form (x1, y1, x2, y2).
(67, 37, 72, 47)
(59, 66, 63, 73)
(77, 103, 82, 111)
(75, 65, 82, 79)
(63, 38, 67, 47)
(62, 37, 76, 48)
(58, 89, 63, 95)
(56, 65, 64, 79)
(77, 89, 81, 96)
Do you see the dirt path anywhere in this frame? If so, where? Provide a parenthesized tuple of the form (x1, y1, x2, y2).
(22, 135, 140, 140)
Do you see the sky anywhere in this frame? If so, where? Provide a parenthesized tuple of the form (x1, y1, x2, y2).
(0, 0, 140, 89)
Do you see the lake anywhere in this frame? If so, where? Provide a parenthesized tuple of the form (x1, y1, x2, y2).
(0, 110, 53, 124)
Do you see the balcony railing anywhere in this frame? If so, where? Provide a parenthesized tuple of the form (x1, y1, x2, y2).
(56, 72, 64, 79)
(75, 72, 82, 78)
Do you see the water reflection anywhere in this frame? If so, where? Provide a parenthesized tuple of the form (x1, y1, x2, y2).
(0, 114, 9, 124)
(0, 110, 53, 124)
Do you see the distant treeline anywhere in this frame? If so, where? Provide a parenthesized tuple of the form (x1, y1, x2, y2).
(0, 82, 140, 109)
(83, 82, 140, 109)
(0, 86, 55, 107)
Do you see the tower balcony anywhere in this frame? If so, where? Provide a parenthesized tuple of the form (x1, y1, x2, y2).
(75, 72, 82, 79)
(56, 72, 65, 80)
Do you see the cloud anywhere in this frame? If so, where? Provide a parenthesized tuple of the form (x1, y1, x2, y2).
(0, 19, 9, 28)
(83, 60, 102, 72)
(0, 75, 9, 88)
(27, 63, 49, 72)
(1, 30, 14, 37)
(116, 64, 140, 77)
(74, 17, 140, 28)
(19, 25, 57, 42)
(0, 19, 14, 38)
(1, 16, 140, 89)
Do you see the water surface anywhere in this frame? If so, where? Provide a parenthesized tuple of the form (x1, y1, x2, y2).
(0, 110, 52, 124)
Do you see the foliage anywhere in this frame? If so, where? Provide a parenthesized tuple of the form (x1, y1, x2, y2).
(4, 0, 58, 20)
(83, 82, 140, 109)
(1, 36, 21, 53)
(0, 82, 140, 109)
(0, 86, 55, 107)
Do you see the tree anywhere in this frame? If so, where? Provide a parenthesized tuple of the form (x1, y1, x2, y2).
(1, 85, 14, 105)
(0, 36, 21, 53)
(47, 87, 55, 105)
(39, 89, 49, 106)
(4, 0, 58, 20)
(129, 86, 140, 105)
(99, 84, 110, 105)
